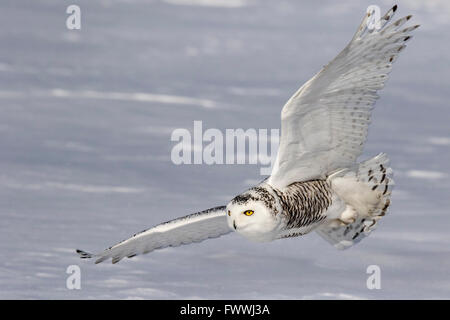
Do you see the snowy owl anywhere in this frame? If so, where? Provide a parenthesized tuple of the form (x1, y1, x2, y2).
(77, 5, 419, 264)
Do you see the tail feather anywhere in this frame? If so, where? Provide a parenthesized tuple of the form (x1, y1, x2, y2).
(357, 153, 394, 219)
(317, 153, 394, 249)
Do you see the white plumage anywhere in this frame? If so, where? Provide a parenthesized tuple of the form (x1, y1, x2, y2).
(77, 5, 418, 264)
(269, 5, 416, 188)
(78, 207, 230, 264)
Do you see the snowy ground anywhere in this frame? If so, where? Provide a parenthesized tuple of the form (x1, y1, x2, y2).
(0, 0, 449, 299)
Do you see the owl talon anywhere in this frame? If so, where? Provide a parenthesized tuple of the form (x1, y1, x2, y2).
(337, 219, 350, 226)
(339, 206, 358, 225)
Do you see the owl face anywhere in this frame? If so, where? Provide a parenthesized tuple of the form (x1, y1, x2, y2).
(226, 198, 282, 242)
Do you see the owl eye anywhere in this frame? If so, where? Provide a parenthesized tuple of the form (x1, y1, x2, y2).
(243, 210, 254, 216)
(227, 210, 231, 216)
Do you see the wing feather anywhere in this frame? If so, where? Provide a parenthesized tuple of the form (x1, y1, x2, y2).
(268, 5, 419, 189)
(76, 206, 231, 264)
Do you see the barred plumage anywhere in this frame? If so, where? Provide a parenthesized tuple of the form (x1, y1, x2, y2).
(274, 181, 332, 229)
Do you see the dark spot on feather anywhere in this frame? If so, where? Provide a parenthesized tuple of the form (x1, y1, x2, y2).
(383, 199, 391, 211)
(372, 185, 378, 191)
(343, 227, 351, 236)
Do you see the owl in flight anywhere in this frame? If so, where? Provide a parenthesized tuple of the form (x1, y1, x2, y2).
(77, 5, 418, 264)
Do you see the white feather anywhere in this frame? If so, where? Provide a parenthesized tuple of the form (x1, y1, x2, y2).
(268, 6, 419, 189)
(77, 206, 231, 264)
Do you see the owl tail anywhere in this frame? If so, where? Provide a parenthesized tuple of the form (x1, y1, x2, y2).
(317, 153, 394, 249)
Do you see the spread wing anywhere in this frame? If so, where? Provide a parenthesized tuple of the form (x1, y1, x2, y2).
(268, 5, 419, 189)
(76, 206, 231, 264)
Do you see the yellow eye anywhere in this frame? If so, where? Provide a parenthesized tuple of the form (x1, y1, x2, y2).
(243, 210, 254, 216)
(227, 210, 231, 216)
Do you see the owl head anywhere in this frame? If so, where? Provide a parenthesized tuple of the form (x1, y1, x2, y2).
(226, 186, 283, 242)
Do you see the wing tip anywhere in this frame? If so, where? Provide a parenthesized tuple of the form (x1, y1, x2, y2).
(76, 249, 93, 259)
(77, 249, 112, 264)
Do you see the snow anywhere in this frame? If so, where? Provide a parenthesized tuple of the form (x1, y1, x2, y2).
(0, 0, 449, 299)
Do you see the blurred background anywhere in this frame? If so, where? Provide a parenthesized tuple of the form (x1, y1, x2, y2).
(0, 0, 449, 299)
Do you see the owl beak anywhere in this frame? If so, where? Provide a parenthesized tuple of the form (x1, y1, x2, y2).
(233, 220, 237, 230)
